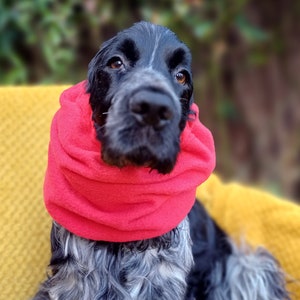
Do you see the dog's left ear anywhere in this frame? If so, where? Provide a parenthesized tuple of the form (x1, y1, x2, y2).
(189, 93, 194, 107)
(181, 67, 194, 107)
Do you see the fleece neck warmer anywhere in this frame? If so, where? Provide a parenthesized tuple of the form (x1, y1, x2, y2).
(44, 81, 215, 242)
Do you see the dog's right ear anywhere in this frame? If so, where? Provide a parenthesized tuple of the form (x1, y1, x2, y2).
(87, 36, 117, 80)
(86, 37, 117, 129)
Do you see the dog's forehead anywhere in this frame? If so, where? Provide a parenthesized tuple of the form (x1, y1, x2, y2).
(123, 22, 179, 46)
(115, 22, 192, 68)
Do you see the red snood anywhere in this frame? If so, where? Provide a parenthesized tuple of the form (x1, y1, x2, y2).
(44, 81, 215, 242)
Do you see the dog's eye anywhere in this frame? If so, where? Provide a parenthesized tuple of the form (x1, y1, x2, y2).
(109, 57, 123, 69)
(175, 72, 187, 85)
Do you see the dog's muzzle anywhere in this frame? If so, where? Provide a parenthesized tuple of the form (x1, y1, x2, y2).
(101, 69, 182, 173)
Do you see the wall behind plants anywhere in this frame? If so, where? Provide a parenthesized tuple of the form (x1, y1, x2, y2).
(1, 0, 300, 201)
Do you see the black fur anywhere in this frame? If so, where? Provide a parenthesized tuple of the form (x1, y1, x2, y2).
(186, 200, 232, 299)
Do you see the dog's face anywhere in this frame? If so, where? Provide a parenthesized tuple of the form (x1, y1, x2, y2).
(87, 22, 193, 174)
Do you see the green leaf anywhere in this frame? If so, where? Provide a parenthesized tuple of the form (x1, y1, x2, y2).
(235, 15, 269, 43)
(194, 22, 214, 39)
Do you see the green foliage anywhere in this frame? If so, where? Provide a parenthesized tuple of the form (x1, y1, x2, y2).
(235, 14, 269, 43)
(1, 0, 272, 84)
(0, 0, 83, 84)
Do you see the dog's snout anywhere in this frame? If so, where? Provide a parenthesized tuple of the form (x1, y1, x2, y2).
(130, 90, 175, 128)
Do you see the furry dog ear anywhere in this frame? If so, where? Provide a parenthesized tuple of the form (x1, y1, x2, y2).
(179, 87, 194, 131)
(186, 90, 194, 110)
(86, 37, 117, 129)
(87, 36, 117, 82)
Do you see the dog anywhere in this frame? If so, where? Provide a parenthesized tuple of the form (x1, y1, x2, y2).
(34, 22, 290, 300)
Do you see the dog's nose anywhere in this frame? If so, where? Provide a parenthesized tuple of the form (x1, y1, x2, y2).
(130, 90, 175, 128)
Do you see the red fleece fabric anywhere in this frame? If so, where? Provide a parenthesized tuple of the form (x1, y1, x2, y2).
(44, 81, 215, 242)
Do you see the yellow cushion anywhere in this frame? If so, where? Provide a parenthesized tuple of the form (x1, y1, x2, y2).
(0, 86, 67, 299)
(197, 174, 300, 298)
(1, 85, 299, 299)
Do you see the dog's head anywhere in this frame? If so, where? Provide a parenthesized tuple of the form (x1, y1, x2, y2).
(87, 21, 194, 174)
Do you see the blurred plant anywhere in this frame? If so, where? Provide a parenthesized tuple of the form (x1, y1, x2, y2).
(1, 0, 299, 200)
(0, 0, 271, 84)
(0, 1, 84, 83)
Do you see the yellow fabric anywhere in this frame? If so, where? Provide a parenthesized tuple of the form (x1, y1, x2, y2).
(197, 174, 300, 299)
(0, 86, 67, 300)
(1, 85, 299, 299)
